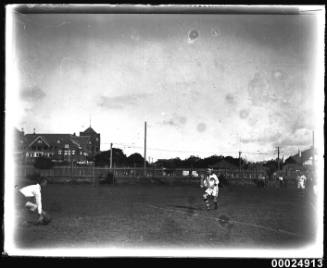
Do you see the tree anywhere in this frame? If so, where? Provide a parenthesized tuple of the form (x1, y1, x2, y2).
(224, 156, 240, 167)
(94, 148, 128, 167)
(284, 156, 297, 165)
(94, 150, 110, 167)
(183, 155, 202, 168)
(112, 148, 128, 167)
(154, 158, 182, 169)
(201, 155, 224, 168)
(263, 159, 279, 179)
(127, 153, 144, 167)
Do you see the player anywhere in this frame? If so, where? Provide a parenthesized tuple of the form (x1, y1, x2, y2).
(296, 171, 307, 196)
(278, 175, 284, 188)
(201, 168, 220, 210)
(17, 177, 50, 224)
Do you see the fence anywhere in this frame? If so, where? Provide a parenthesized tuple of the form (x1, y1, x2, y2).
(17, 165, 274, 184)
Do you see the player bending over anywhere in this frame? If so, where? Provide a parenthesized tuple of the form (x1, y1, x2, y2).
(200, 168, 220, 210)
(17, 177, 50, 224)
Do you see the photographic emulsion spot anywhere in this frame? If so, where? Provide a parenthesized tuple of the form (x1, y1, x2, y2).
(196, 122, 207, 132)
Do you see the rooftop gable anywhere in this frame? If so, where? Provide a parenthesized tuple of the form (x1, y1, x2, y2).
(25, 134, 84, 150)
(81, 127, 97, 135)
(27, 135, 51, 148)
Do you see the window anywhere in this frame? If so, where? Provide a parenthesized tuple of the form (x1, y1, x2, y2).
(80, 151, 83, 155)
(58, 150, 62, 155)
(95, 137, 99, 142)
(57, 140, 61, 144)
(63, 150, 71, 156)
(72, 150, 75, 155)
(37, 139, 42, 143)
(64, 144, 69, 149)
(89, 141, 92, 144)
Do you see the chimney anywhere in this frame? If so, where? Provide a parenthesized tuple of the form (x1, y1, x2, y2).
(33, 128, 36, 135)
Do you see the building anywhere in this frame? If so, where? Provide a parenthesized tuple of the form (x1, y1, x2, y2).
(21, 127, 101, 164)
(282, 147, 314, 177)
(79, 126, 101, 160)
(290, 147, 314, 166)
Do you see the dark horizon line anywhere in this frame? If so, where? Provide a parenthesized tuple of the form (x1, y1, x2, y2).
(11, 5, 312, 15)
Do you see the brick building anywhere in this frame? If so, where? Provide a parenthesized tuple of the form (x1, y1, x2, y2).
(20, 127, 101, 164)
(79, 126, 101, 160)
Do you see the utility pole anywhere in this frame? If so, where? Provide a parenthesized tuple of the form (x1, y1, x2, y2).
(144, 121, 147, 176)
(239, 151, 242, 179)
(110, 143, 113, 169)
(277, 146, 280, 171)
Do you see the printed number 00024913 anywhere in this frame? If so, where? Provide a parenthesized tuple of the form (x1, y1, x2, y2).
(271, 259, 324, 268)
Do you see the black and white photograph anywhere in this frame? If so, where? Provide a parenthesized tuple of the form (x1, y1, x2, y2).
(4, 4, 325, 259)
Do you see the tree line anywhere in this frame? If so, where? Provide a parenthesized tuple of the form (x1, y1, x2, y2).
(93, 148, 295, 171)
(33, 147, 297, 177)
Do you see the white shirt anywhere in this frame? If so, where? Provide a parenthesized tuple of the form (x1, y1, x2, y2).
(19, 184, 42, 214)
(208, 174, 219, 188)
(300, 175, 307, 182)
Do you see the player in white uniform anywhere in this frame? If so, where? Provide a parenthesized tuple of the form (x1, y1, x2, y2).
(278, 175, 284, 188)
(17, 178, 48, 223)
(297, 173, 307, 192)
(201, 168, 220, 210)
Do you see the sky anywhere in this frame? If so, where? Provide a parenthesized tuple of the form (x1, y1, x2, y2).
(9, 6, 324, 162)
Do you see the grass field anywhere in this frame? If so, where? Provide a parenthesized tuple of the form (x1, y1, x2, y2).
(14, 183, 317, 251)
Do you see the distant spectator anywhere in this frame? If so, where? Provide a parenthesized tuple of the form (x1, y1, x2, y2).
(296, 171, 307, 196)
(278, 175, 285, 188)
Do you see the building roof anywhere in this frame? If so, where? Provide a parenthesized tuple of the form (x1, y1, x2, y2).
(24, 134, 88, 151)
(81, 127, 97, 135)
(289, 147, 313, 164)
(73, 136, 91, 150)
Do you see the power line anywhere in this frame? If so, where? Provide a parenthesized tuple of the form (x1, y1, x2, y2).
(103, 141, 311, 157)
(102, 141, 277, 156)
